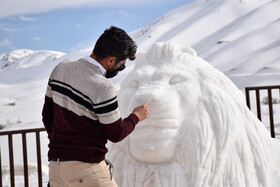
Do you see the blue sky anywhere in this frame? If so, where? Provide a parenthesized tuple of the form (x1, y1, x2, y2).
(0, 0, 194, 54)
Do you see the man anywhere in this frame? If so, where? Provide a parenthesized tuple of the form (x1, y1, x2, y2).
(42, 26, 149, 187)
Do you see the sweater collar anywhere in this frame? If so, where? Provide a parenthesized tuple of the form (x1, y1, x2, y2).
(83, 56, 106, 75)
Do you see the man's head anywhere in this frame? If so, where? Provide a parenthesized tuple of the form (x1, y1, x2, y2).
(92, 26, 137, 78)
(93, 26, 137, 62)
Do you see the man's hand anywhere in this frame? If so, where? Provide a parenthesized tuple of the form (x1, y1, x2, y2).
(133, 103, 149, 121)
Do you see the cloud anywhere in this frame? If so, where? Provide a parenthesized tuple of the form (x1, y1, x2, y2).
(118, 10, 129, 16)
(19, 16, 37, 21)
(0, 39, 13, 47)
(0, 23, 18, 32)
(106, 10, 130, 17)
(33, 37, 41, 40)
(76, 24, 82, 29)
(0, 0, 174, 19)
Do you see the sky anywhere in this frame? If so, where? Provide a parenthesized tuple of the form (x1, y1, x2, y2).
(0, 0, 194, 55)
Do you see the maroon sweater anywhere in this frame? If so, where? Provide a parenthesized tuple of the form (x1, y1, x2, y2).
(42, 58, 139, 163)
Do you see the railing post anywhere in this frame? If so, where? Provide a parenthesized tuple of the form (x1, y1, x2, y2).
(255, 89, 262, 121)
(245, 87, 251, 109)
(0, 145, 2, 187)
(36, 131, 43, 187)
(267, 89, 275, 138)
(8, 134, 15, 187)
(22, 132, 29, 187)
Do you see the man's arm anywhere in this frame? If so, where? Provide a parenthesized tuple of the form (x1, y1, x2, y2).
(94, 83, 149, 142)
(42, 80, 54, 138)
(101, 104, 149, 143)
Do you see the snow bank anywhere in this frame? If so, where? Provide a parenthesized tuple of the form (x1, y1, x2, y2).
(107, 42, 280, 187)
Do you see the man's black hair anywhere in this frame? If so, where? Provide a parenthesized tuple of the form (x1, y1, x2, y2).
(93, 26, 137, 62)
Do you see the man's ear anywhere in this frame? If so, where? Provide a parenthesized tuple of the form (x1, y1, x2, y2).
(106, 56, 116, 66)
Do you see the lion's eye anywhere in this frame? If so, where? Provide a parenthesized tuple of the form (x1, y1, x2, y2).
(129, 80, 139, 88)
(169, 75, 187, 85)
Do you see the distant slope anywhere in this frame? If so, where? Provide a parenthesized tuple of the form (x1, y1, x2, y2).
(0, 49, 65, 84)
(130, 0, 280, 87)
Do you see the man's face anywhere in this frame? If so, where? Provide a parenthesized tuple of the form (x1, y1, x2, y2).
(114, 59, 126, 72)
(115, 59, 126, 69)
(105, 59, 127, 78)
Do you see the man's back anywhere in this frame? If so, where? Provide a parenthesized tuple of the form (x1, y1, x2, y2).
(45, 58, 117, 163)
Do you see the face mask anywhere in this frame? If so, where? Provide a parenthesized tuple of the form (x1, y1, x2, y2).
(105, 64, 126, 78)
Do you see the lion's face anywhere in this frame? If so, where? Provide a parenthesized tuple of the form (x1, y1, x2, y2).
(118, 49, 200, 164)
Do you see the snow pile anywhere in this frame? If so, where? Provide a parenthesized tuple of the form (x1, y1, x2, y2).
(107, 42, 280, 187)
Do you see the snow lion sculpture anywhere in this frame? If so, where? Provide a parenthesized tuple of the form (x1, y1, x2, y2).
(107, 42, 280, 187)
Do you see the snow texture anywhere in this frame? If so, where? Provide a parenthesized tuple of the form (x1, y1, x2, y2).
(107, 42, 280, 187)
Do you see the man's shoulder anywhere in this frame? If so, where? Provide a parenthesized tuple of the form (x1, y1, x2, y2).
(52, 59, 76, 71)
(56, 58, 77, 66)
(91, 78, 117, 103)
(54, 58, 101, 75)
(49, 59, 75, 78)
(95, 77, 116, 94)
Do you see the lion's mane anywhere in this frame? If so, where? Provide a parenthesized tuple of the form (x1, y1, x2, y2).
(107, 43, 280, 187)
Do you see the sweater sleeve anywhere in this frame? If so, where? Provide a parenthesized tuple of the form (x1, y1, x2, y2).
(102, 113, 139, 143)
(93, 82, 139, 142)
(42, 97, 54, 138)
(42, 79, 54, 138)
(93, 82, 122, 124)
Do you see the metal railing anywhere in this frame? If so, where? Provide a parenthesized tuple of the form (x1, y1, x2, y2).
(0, 127, 46, 187)
(245, 85, 280, 138)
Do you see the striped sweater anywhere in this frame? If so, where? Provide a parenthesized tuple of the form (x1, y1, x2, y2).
(42, 58, 139, 163)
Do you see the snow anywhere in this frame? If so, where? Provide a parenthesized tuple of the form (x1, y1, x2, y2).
(0, 0, 280, 186)
(130, 0, 280, 88)
(0, 50, 65, 127)
(107, 42, 280, 186)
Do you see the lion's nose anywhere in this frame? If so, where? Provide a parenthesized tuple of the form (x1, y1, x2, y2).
(134, 87, 161, 106)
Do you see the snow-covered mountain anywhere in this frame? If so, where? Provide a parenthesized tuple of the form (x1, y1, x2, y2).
(1, 49, 64, 69)
(131, 0, 280, 88)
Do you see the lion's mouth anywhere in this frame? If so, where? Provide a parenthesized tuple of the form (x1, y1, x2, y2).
(136, 118, 179, 128)
(131, 118, 179, 139)
(132, 126, 178, 139)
